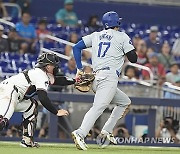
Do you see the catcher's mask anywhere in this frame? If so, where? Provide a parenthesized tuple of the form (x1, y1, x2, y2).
(35, 52, 60, 75)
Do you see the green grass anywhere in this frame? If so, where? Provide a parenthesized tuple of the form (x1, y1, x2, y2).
(0, 142, 180, 154)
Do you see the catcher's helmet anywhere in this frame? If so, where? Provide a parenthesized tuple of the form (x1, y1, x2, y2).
(102, 11, 122, 29)
(35, 52, 60, 68)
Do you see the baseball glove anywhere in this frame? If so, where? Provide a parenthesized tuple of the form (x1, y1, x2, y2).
(74, 73, 95, 92)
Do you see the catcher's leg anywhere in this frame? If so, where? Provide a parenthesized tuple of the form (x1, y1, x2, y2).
(0, 85, 19, 131)
(15, 98, 39, 148)
(102, 88, 131, 133)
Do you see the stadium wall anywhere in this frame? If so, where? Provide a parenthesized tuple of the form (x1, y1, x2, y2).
(30, 0, 180, 25)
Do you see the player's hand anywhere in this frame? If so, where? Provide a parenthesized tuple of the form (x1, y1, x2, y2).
(56, 109, 69, 116)
(75, 69, 84, 82)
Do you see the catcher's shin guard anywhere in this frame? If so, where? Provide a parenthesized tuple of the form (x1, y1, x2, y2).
(0, 115, 9, 131)
(21, 98, 39, 147)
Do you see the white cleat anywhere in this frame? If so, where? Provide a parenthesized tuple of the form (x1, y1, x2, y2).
(71, 130, 88, 150)
(96, 130, 117, 148)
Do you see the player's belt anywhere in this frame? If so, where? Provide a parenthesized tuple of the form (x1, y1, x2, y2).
(94, 67, 110, 73)
(94, 67, 120, 77)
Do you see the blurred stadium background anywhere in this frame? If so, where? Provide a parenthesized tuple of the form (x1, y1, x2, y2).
(0, 0, 180, 148)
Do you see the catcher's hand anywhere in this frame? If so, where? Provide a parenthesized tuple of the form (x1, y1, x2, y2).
(57, 109, 69, 116)
(75, 69, 84, 82)
(74, 73, 95, 92)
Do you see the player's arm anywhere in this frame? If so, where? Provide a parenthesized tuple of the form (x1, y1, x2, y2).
(73, 33, 93, 70)
(126, 49, 137, 63)
(122, 33, 137, 63)
(37, 90, 58, 115)
(37, 90, 69, 116)
(73, 40, 87, 70)
(54, 76, 75, 86)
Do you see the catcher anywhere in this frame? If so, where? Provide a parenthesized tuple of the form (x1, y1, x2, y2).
(0, 52, 75, 147)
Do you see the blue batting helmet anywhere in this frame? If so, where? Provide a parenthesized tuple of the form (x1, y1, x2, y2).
(102, 11, 122, 29)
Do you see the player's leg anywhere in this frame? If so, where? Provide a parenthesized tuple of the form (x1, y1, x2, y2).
(97, 88, 131, 147)
(77, 80, 118, 137)
(0, 85, 19, 131)
(72, 78, 118, 150)
(15, 98, 39, 148)
(102, 88, 131, 133)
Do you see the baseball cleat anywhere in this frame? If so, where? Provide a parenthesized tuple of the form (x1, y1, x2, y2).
(96, 130, 117, 148)
(20, 136, 40, 148)
(71, 130, 88, 150)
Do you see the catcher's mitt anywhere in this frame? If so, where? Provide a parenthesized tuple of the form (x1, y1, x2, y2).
(74, 73, 95, 92)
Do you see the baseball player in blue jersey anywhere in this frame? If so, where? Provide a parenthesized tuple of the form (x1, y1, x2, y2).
(72, 11, 137, 150)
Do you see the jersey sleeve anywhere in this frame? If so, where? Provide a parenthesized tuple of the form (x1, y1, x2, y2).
(122, 33, 135, 54)
(82, 33, 93, 48)
(34, 71, 49, 91)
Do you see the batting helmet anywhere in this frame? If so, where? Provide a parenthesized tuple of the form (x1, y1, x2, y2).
(35, 52, 60, 68)
(102, 11, 122, 29)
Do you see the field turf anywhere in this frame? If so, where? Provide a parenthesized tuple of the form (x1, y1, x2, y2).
(0, 142, 180, 154)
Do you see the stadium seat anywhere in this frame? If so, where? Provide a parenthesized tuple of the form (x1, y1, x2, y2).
(43, 41, 55, 49)
(48, 18, 56, 24)
(25, 54, 38, 62)
(0, 61, 8, 68)
(1, 67, 17, 73)
(0, 52, 10, 62)
(30, 17, 38, 24)
(8, 53, 21, 61)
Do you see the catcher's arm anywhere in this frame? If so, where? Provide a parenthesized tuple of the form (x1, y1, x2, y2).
(37, 90, 69, 116)
(53, 76, 75, 86)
